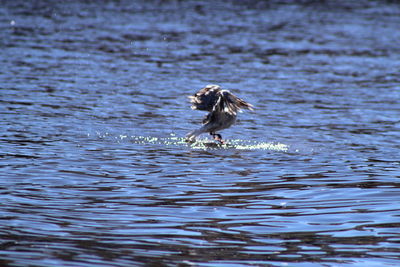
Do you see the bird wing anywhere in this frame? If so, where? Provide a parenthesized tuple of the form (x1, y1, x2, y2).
(189, 85, 221, 111)
(219, 90, 254, 115)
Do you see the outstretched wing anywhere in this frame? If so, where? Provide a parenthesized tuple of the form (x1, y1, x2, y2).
(218, 90, 254, 115)
(188, 85, 221, 111)
(202, 90, 253, 124)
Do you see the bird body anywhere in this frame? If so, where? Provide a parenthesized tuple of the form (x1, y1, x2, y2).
(186, 85, 253, 143)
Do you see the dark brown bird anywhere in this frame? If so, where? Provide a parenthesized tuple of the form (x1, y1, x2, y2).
(186, 84, 254, 143)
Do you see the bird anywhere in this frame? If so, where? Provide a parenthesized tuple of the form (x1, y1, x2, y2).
(186, 84, 254, 144)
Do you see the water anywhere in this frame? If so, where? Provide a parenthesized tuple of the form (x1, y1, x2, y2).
(1, 0, 400, 266)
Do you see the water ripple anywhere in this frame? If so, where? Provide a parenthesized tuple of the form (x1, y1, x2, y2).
(1, 0, 400, 266)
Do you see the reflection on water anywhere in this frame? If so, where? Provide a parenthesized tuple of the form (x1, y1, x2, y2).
(1, 0, 400, 266)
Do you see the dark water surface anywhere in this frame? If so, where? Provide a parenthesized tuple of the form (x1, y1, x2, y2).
(1, 0, 400, 266)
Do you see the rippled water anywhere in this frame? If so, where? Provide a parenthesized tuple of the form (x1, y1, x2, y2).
(1, 0, 400, 266)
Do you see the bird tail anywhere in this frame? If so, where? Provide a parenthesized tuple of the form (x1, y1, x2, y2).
(185, 128, 205, 142)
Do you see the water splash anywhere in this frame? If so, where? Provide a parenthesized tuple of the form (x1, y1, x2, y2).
(90, 132, 289, 151)
(130, 135, 288, 151)
(227, 138, 289, 151)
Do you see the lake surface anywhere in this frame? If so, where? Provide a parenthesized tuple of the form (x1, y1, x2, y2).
(1, 0, 400, 266)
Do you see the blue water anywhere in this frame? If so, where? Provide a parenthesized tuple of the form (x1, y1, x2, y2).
(1, 1, 400, 266)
